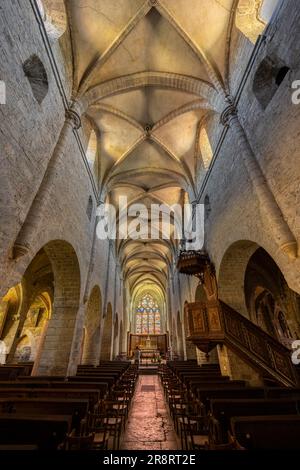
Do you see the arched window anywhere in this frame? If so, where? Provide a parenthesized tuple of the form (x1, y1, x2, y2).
(259, 0, 281, 23)
(254, 290, 276, 336)
(135, 293, 161, 334)
(23, 55, 48, 104)
(235, 0, 282, 44)
(253, 55, 290, 109)
(86, 196, 93, 221)
(235, 0, 265, 44)
(36, 0, 67, 40)
(199, 127, 213, 169)
(86, 129, 99, 179)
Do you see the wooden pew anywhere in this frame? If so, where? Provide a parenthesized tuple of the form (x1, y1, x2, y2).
(209, 398, 300, 444)
(0, 387, 100, 408)
(196, 387, 266, 412)
(266, 387, 300, 399)
(0, 364, 33, 380)
(2, 379, 109, 397)
(0, 397, 89, 431)
(191, 380, 246, 395)
(0, 414, 72, 450)
(231, 415, 300, 450)
(69, 376, 116, 388)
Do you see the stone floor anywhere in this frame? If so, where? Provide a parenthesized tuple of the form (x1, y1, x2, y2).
(121, 374, 180, 450)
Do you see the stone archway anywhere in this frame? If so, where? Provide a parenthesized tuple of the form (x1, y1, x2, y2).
(218, 240, 259, 317)
(82, 285, 102, 365)
(100, 302, 113, 360)
(1, 240, 80, 375)
(244, 247, 300, 348)
(33, 240, 81, 375)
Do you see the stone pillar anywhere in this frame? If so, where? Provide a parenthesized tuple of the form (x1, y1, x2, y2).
(6, 302, 29, 364)
(217, 344, 263, 387)
(0, 300, 9, 338)
(12, 108, 81, 259)
(36, 300, 83, 376)
(221, 103, 298, 259)
(66, 303, 85, 376)
(31, 318, 49, 375)
(83, 213, 100, 304)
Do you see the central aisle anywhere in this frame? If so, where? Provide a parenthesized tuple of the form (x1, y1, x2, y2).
(121, 374, 179, 450)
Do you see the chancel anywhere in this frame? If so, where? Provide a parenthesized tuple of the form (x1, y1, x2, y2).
(0, 0, 300, 453)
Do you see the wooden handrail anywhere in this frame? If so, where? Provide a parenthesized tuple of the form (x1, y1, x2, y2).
(184, 301, 297, 387)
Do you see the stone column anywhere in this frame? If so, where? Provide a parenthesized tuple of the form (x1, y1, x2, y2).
(217, 344, 263, 386)
(0, 300, 9, 338)
(6, 301, 29, 364)
(221, 103, 298, 259)
(31, 318, 49, 375)
(12, 108, 81, 259)
(66, 303, 86, 376)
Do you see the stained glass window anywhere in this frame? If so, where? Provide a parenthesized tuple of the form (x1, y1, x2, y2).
(135, 293, 161, 334)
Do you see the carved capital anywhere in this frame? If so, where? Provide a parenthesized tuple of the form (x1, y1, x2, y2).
(220, 103, 237, 127)
(11, 243, 29, 260)
(65, 108, 81, 130)
(279, 241, 298, 260)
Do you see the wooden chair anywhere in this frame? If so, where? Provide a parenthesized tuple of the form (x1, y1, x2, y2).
(186, 415, 209, 450)
(64, 429, 95, 450)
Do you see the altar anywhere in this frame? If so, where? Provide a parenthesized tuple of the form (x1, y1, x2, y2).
(128, 333, 167, 358)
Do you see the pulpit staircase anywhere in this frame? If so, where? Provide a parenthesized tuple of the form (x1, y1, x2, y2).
(184, 300, 298, 387)
(178, 250, 298, 387)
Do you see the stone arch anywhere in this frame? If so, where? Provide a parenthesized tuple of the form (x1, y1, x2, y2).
(82, 285, 102, 365)
(218, 240, 300, 332)
(218, 240, 260, 317)
(244, 247, 300, 347)
(113, 314, 119, 358)
(100, 302, 113, 360)
(36, 0, 67, 40)
(32, 240, 81, 375)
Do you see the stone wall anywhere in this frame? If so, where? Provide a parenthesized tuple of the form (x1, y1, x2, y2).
(0, 2, 121, 373)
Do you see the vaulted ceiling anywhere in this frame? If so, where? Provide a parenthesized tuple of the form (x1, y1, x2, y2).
(64, 0, 266, 294)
